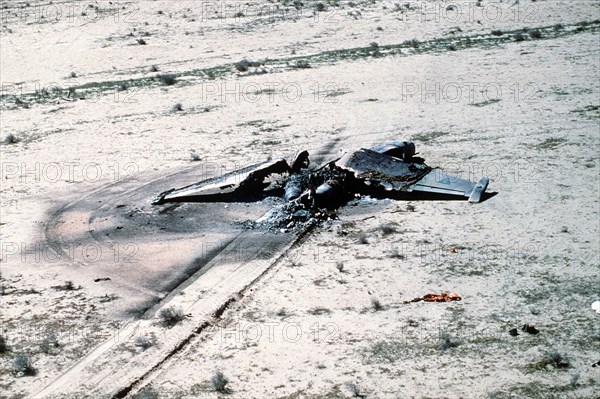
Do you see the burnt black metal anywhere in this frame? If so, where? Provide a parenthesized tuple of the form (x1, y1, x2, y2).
(152, 141, 491, 220)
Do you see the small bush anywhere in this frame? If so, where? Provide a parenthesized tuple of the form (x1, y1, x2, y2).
(529, 29, 542, 39)
(570, 373, 580, 387)
(158, 74, 177, 86)
(53, 280, 79, 291)
(358, 234, 368, 244)
(0, 335, 8, 353)
(404, 38, 419, 48)
(315, 2, 326, 12)
(69, 71, 77, 78)
(132, 387, 159, 399)
(514, 33, 525, 42)
(159, 306, 186, 327)
(13, 354, 37, 376)
(293, 60, 311, 69)
(189, 151, 201, 162)
(379, 223, 397, 236)
(335, 261, 344, 272)
(491, 30, 503, 36)
(371, 298, 383, 311)
(389, 247, 405, 259)
(171, 102, 183, 112)
(40, 333, 60, 354)
(540, 351, 570, 369)
(134, 334, 155, 351)
(149, 65, 159, 72)
(137, 38, 147, 45)
(345, 382, 365, 398)
(210, 370, 230, 393)
(437, 331, 460, 350)
(234, 59, 262, 72)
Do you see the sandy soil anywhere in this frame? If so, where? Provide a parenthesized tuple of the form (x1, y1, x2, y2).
(1, 1, 599, 398)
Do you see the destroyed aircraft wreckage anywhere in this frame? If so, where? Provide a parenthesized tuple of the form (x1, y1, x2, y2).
(153, 141, 490, 227)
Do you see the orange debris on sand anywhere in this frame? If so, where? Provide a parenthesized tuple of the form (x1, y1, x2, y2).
(403, 292, 462, 304)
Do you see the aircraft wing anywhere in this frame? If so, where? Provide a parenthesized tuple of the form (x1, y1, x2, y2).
(335, 148, 489, 203)
(407, 170, 489, 203)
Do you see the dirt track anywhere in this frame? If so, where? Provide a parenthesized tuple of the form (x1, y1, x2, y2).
(1, 1, 599, 398)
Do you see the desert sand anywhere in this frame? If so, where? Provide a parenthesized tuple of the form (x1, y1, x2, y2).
(1, 1, 599, 398)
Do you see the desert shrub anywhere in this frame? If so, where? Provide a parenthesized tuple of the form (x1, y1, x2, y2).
(404, 38, 419, 48)
(389, 247, 405, 259)
(134, 334, 155, 350)
(137, 38, 147, 45)
(315, 2, 326, 12)
(293, 60, 311, 69)
(371, 298, 384, 311)
(171, 103, 183, 112)
(53, 280, 79, 291)
(335, 261, 344, 272)
(234, 59, 262, 72)
(345, 382, 365, 397)
(132, 386, 159, 399)
(13, 354, 37, 376)
(529, 29, 542, 39)
(514, 33, 525, 42)
(158, 74, 176, 86)
(379, 223, 397, 236)
(210, 370, 230, 393)
(150, 64, 159, 72)
(0, 335, 7, 353)
(437, 331, 460, 350)
(491, 30, 503, 36)
(540, 351, 570, 369)
(40, 333, 60, 354)
(159, 306, 186, 327)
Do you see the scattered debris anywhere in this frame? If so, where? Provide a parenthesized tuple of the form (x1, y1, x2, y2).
(51, 281, 80, 291)
(522, 323, 540, 334)
(1, 133, 17, 145)
(403, 292, 462, 304)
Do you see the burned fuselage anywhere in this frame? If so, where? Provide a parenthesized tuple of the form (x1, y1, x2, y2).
(152, 141, 490, 211)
